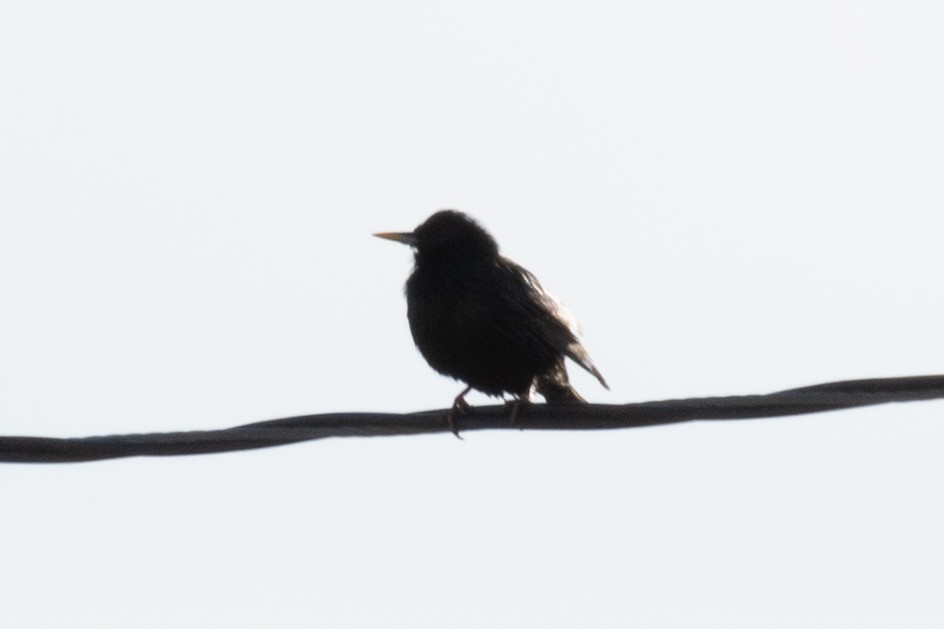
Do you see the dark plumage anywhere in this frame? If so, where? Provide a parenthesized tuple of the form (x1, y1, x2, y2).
(375, 210, 608, 411)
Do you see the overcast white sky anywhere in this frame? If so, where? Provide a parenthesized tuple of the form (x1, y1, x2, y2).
(2, 1, 943, 627)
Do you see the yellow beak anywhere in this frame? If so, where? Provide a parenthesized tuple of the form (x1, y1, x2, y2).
(373, 231, 417, 246)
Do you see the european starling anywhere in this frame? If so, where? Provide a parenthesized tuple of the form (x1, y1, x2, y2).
(375, 210, 608, 416)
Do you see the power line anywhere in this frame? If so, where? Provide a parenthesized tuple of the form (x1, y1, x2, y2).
(1, 374, 942, 464)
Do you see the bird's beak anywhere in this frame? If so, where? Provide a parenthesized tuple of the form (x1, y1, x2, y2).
(373, 231, 417, 246)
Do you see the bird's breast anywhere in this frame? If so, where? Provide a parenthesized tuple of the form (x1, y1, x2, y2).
(403, 263, 560, 396)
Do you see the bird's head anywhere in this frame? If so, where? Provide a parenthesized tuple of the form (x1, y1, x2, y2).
(374, 210, 499, 261)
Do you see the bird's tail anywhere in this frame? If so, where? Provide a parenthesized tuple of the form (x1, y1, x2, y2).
(534, 361, 587, 403)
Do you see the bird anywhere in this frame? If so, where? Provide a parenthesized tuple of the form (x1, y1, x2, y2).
(375, 210, 608, 424)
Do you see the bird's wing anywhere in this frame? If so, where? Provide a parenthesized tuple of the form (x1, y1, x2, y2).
(496, 259, 608, 389)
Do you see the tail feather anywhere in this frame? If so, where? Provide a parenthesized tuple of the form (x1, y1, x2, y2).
(534, 361, 587, 403)
(564, 342, 609, 390)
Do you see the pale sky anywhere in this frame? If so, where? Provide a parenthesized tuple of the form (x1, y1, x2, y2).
(2, 2, 943, 627)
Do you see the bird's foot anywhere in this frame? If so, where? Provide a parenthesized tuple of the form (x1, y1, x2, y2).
(444, 386, 472, 438)
(505, 397, 529, 425)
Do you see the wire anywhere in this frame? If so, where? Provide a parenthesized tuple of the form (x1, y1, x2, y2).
(1, 374, 942, 464)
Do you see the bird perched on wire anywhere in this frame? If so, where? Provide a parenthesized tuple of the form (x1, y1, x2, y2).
(375, 210, 608, 424)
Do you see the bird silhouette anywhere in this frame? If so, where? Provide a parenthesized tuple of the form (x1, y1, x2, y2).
(375, 210, 608, 422)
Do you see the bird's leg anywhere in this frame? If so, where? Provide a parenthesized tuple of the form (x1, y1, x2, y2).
(505, 391, 531, 425)
(507, 399, 522, 424)
(444, 386, 472, 438)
